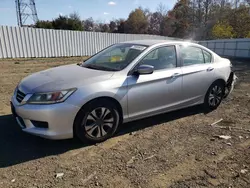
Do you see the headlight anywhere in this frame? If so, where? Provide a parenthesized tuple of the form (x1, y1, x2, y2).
(27, 88, 76, 104)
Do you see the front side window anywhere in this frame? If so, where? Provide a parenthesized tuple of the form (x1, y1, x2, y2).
(180, 46, 204, 66)
(140, 46, 177, 70)
(82, 43, 148, 71)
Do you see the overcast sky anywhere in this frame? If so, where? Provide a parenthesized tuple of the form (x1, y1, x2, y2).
(0, 0, 176, 26)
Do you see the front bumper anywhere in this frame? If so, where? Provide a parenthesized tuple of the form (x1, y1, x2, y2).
(11, 95, 80, 140)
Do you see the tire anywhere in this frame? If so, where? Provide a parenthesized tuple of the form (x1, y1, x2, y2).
(204, 81, 225, 111)
(74, 99, 120, 143)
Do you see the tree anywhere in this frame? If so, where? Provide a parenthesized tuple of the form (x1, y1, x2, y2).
(68, 12, 84, 31)
(125, 8, 149, 34)
(109, 21, 117, 32)
(229, 5, 250, 38)
(115, 19, 126, 33)
(203, 0, 213, 24)
(83, 17, 94, 31)
(33, 1, 250, 39)
(148, 12, 162, 35)
(35, 20, 53, 29)
(168, 0, 193, 38)
(52, 16, 68, 30)
(157, 2, 168, 16)
(148, 3, 168, 35)
(212, 21, 235, 38)
(246, 31, 250, 38)
(51, 12, 83, 31)
(98, 23, 110, 32)
(161, 16, 175, 36)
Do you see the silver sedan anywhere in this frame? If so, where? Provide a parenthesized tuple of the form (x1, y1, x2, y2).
(11, 40, 236, 143)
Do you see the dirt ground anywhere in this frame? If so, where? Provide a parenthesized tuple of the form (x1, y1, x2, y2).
(0, 57, 249, 188)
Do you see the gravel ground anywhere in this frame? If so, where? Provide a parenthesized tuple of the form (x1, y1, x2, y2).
(0, 57, 249, 188)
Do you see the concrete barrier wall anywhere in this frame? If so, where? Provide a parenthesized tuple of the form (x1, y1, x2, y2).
(199, 39, 250, 58)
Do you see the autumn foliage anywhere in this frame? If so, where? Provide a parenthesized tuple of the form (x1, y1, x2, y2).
(34, 0, 250, 40)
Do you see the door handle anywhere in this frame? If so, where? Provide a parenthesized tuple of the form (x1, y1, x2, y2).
(171, 73, 181, 78)
(207, 67, 214, 71)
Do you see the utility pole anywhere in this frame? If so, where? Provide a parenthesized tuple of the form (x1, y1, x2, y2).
(15, 0, 39, 27)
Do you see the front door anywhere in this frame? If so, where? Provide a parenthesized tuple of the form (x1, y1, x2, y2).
(127, 45, 182, 120)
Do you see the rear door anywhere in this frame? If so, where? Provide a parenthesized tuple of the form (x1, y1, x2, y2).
(178, 45, 215, 105)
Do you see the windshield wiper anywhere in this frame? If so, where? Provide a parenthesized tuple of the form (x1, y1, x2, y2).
(83, 64, 100, 70)
(84, 64, 118, 71)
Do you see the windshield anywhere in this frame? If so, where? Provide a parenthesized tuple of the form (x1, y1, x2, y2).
(81, 43, 148, 71)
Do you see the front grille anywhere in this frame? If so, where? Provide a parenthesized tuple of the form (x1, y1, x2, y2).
(16, 89, 26, 103)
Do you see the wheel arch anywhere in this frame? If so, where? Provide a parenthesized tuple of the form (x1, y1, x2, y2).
(213, 78, 226, 86)
(203, 78, 226, 111)
(204, 78, 226, 100)
(206, 79, 226, 96)
(73, 96, 124, 137)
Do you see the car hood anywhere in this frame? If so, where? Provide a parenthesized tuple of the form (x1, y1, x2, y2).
(18, 64, 114, 93)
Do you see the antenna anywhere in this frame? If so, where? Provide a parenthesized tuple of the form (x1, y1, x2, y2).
(15, 0, 39, 27)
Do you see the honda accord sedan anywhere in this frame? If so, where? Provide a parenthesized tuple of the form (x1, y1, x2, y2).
(11, 40, 236, 143)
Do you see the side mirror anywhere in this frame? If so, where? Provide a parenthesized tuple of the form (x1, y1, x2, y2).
(136, 64, 154, 75)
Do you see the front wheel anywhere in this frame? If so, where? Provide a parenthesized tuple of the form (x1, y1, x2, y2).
(74, 100, 120, 143)
(204, 81, 225, 111)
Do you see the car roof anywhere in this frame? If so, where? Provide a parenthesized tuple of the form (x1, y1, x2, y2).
(120, 39, 220, 58)
(121, 39, 185, 46)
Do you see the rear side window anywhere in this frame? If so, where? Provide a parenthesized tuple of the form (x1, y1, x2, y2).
(180, 46, 204, 66)
(203, 50, 212, 63)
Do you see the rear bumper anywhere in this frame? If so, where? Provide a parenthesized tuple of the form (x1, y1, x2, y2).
(11, 95, 80, 140)
(225, 71, 237, 98)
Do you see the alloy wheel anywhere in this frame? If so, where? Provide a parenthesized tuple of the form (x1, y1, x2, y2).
(208, 85, 223, 107)
(83, 107, 114, 138)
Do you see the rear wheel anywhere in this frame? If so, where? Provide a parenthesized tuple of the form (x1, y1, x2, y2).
(204, 81, 225, 111)
(74, 100, 120, 143)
